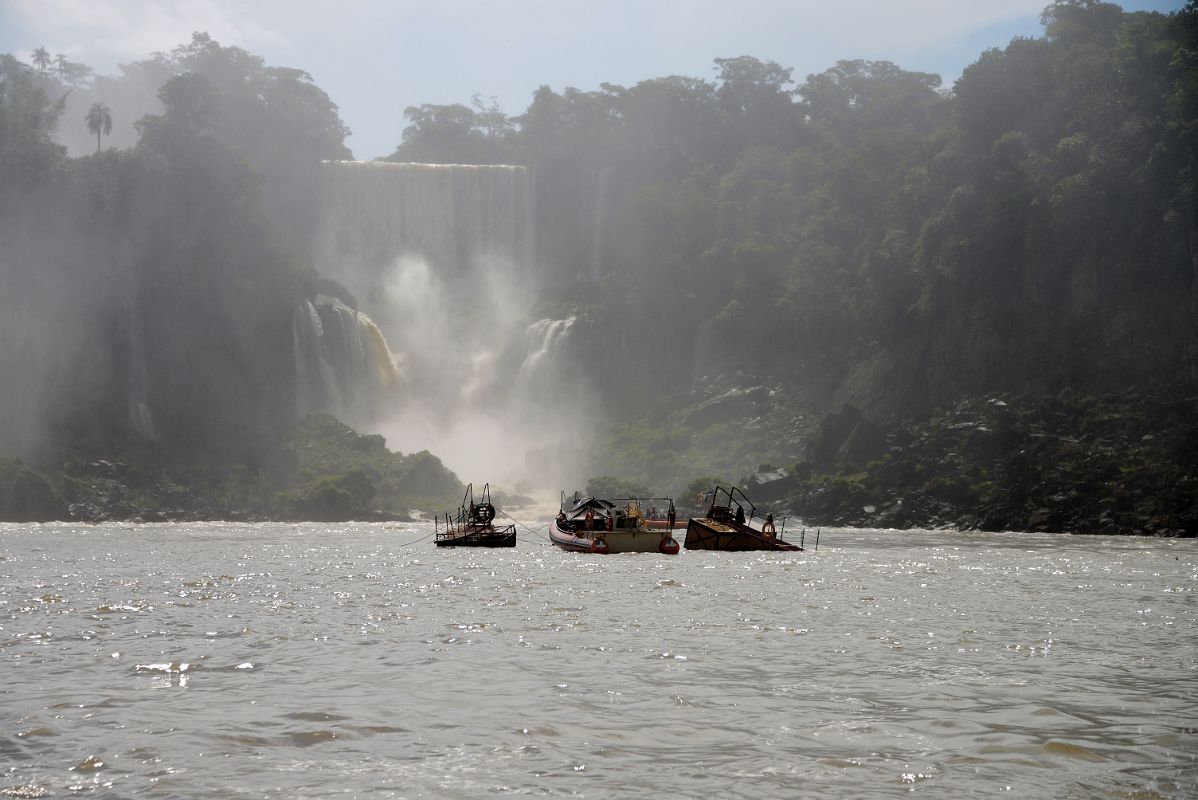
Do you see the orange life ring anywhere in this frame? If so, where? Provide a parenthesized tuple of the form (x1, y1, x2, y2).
(762, 520, 776, 538)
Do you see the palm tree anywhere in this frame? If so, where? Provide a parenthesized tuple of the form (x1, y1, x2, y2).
(31, 47, 51, 75)
(85, 102, 113, 153)
(55, 54, 67, 82)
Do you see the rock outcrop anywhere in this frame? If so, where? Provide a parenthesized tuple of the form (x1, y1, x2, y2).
(0, 459, 69, 522)
(785, 391, 1198, 536)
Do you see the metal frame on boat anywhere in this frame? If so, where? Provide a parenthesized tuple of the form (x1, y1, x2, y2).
(684, 485, 802, 551)
(435, 482, 516, 547)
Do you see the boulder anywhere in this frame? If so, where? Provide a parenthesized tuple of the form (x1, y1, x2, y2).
(0, 459, 69, 522)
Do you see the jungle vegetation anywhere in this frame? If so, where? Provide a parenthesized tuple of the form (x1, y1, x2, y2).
(387, 0, 1198, 418)
(1, 1, 1195, 523)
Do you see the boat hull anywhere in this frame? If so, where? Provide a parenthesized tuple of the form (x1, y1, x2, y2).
(549, 519, 678, 554)
(683, 518, 801, 551)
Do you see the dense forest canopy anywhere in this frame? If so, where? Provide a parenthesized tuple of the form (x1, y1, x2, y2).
(0, 33, 353, 463)
(0, 1, 1195, 526)
(385, 0, 1196, 418)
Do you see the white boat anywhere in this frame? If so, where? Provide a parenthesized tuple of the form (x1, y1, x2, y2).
(549, 493, 680, 554)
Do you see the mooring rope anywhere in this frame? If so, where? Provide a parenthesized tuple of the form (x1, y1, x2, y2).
(391, 510, 554, 548)
(497, 509, 553, 544)
(394, 528, 438, 547)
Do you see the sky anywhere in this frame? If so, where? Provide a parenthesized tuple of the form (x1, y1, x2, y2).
(0, 0, 1186, 160)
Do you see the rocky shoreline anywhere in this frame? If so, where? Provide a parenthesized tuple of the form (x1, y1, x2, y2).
(0, 415, 460, 524)
(750, 391, 1198, 536)
(5, 394, 1196, 536)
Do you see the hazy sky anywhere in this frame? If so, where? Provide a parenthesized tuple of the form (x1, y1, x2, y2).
(0, 0, 1185, 160)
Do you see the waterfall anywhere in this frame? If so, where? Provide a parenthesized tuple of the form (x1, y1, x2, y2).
(319, 161, 531, 291)
(314, 160, 589, 486)
(517, 317, 576, 387)
(292, 295, 400, 428)
(690, 317, 714, 387)
(128, 302, 157, 441)
(588, 166, 612, 282)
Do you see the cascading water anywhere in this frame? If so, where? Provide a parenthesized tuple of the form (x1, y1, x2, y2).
(292, 295, 400, 429)
(127, 302, 157, 441)
(516, 317, 575, 391)
(312, 161, 587, 487)
(588, 166, 612, 282)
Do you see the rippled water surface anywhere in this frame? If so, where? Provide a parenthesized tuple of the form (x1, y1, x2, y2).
(1, 522, 1195, 798)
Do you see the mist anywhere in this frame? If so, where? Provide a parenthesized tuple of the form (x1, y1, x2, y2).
(2, 4, 1197, 533)
(308, 160, 592, 490)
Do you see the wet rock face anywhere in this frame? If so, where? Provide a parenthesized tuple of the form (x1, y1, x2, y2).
(744, 467, 797, 503)
(785, 392, 1198, 536)
(810, 404, 887, 473)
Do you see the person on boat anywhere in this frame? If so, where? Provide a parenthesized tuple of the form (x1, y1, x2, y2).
(735, 505, 745, 526)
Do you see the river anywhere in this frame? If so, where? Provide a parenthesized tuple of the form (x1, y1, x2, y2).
(1, 522, 1194, 798)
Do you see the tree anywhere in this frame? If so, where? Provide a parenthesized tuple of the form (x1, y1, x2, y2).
(712, 55, 803, 154)
(54, 54, 66, 82)
(30, 47, 50, 75)
(0, 54, 67, 198)
(85, 102, 112, 153)
(134, 73, 219, 153)
(386, 101, 510, 164)
(605, 76, 721, 178)
(798, 60, 943, 136)
(141, 33, 351, 243)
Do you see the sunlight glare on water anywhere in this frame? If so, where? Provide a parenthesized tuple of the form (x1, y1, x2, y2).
(1, 522, 1195, 798)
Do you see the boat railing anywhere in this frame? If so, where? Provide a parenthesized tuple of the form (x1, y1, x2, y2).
(557, 494, 675, 532)
(436, 505, 467, 540)
(630, 497, 675, 517)
(704, 485, 793, 538)
(436, 507, 516, 542)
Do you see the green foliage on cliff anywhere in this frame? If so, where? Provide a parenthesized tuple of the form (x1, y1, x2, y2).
(584, 476, 650, 499)
(1, 33, 352, 463)
(390, 1, 1198, 414)
(0, 458, 68, 522)
(1, 34, 457, 522)
(785, 392, 1198, 535)
(0, 416, 461, 522)
(3, 6, 1196, 527)
(268, 415, 460, 519)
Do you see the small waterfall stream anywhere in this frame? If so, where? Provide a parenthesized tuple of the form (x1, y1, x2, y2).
(292, 296, 400, 427)
(127, 302, 157, 441)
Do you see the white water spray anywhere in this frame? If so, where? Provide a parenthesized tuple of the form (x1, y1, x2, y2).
(292, 295, 400, 429)
(313, 161, 591, 488)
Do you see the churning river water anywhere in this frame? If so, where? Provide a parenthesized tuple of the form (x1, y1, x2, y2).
(1, 521, 1194, 799)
